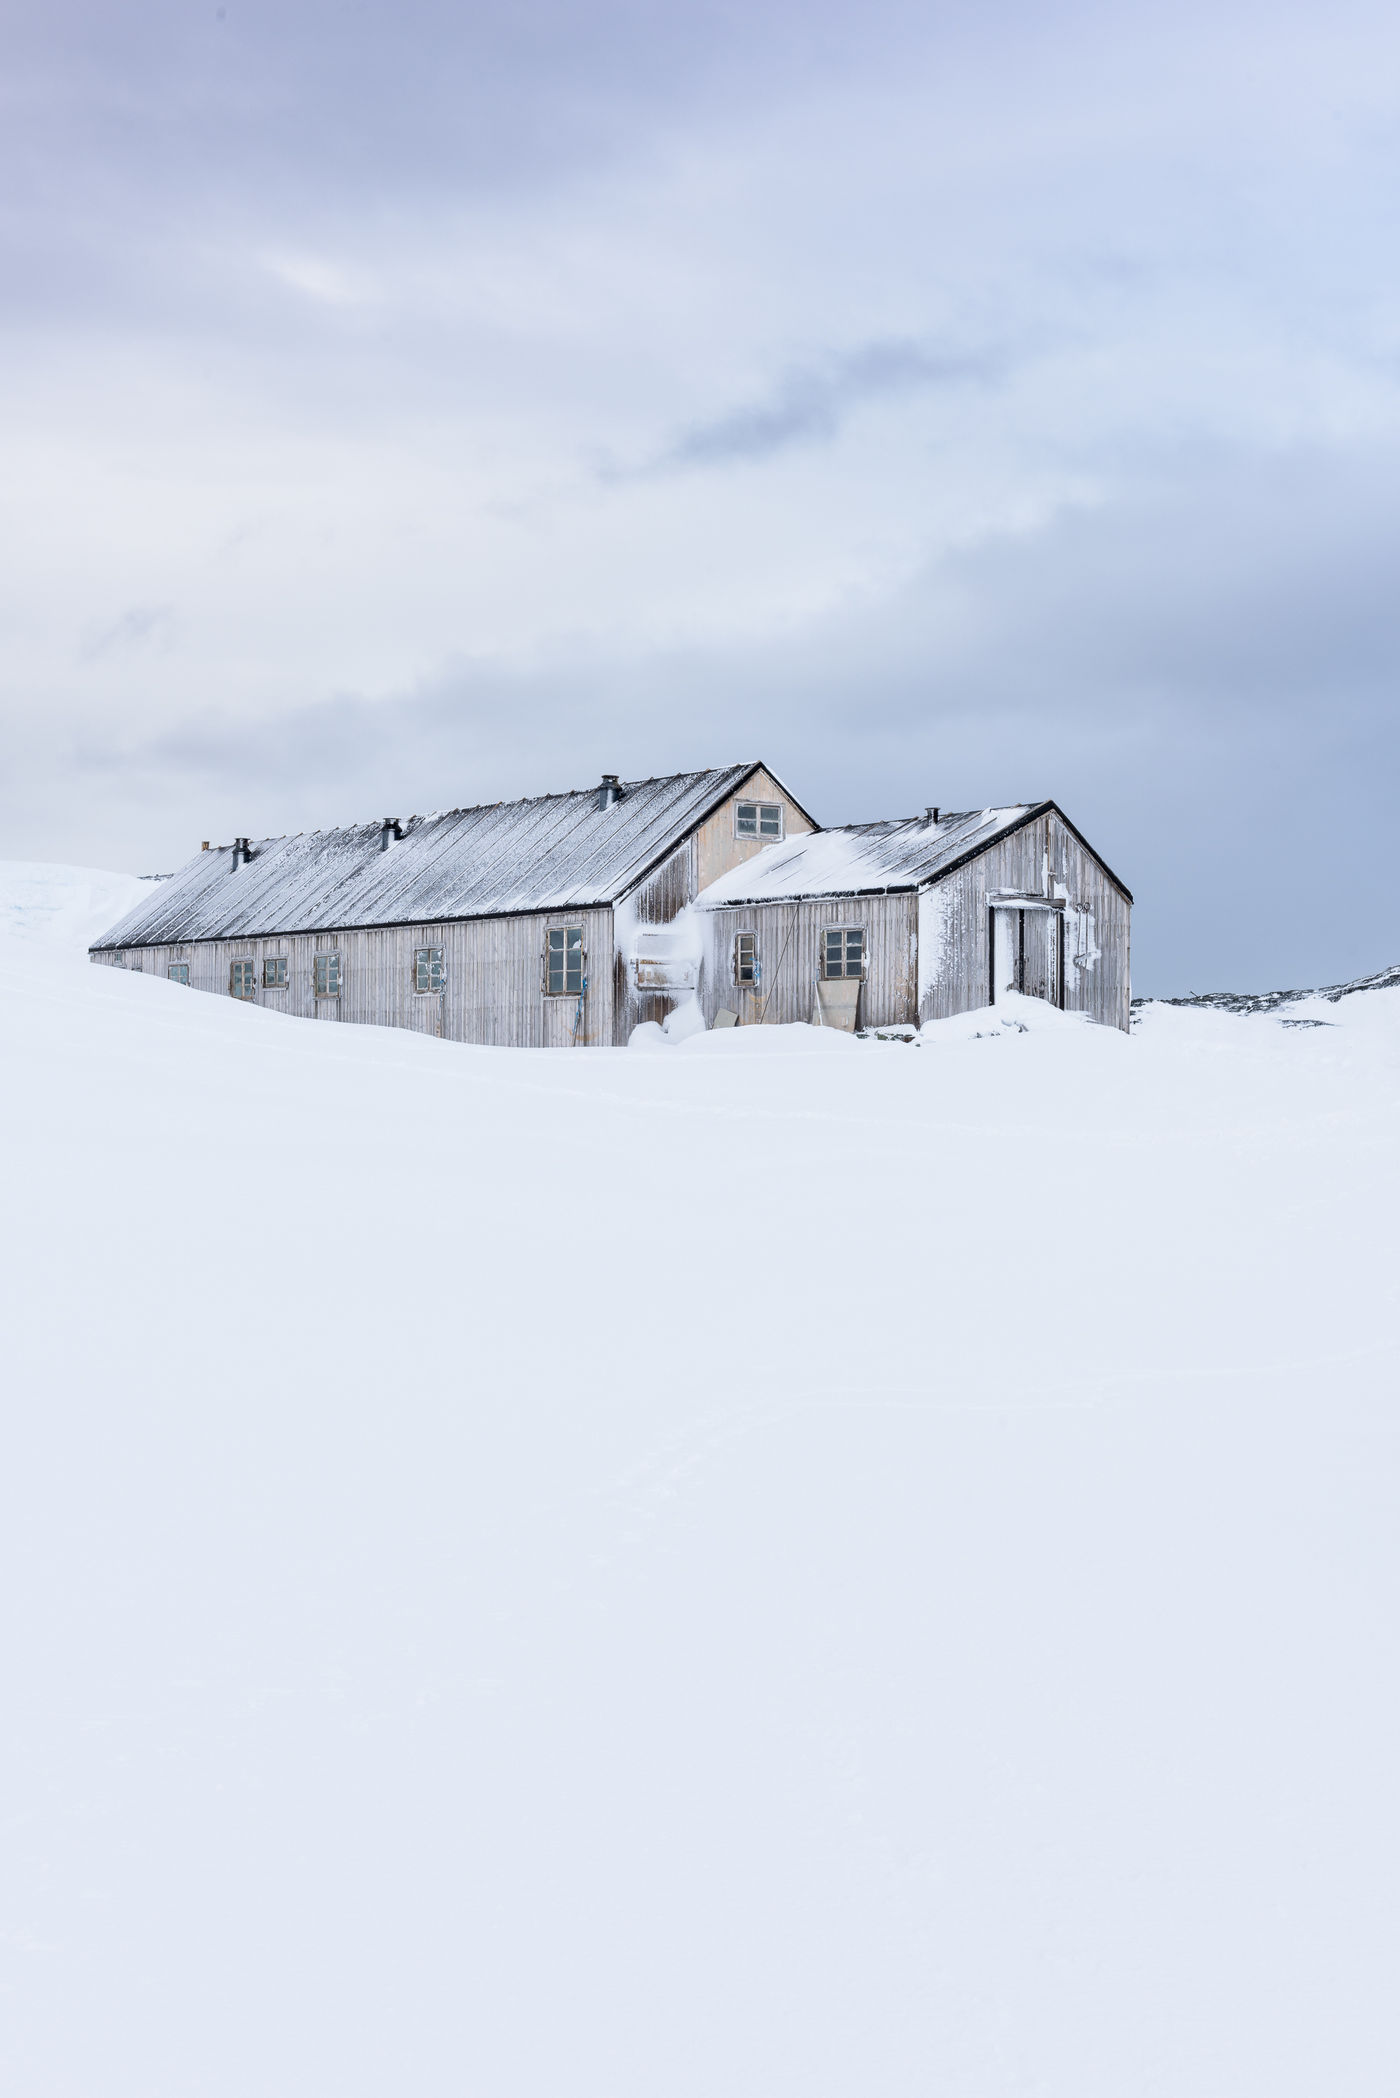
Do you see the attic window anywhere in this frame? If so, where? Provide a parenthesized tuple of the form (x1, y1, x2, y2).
(414, 946, 446, 993)
(168, 963, 189, 985)
(230, 959, 257, 999)
(736, 801, 783, 841)
(545, 926, 584, 996)
(734, 931, 758, 985)
(314, 952, 341, 999)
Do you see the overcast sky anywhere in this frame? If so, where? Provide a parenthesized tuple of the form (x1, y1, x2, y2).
(4, 0, 1399, 991)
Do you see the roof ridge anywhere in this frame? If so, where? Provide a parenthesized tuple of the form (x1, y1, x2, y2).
(254, 764, 758, 841)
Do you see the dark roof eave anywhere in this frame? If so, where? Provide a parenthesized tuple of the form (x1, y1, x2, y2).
(87, 897, 629, 951)
(698, 880, 917, 910)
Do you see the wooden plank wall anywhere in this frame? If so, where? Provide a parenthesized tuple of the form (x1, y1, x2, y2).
(693, 765, 816, 892)
(917, 812, 1130, 1029)
(697, 894, 919, 1030)
(95, 906, 618, 1049)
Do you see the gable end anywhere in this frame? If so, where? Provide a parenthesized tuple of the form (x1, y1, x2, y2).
(920, 802, 1133, 905)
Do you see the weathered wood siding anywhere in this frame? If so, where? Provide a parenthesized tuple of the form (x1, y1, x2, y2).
(610, 772, 819, 1041)
(697, 894, 919, 1030)
(94, 907, 618, 1049)
(694, 766, 816, 893)
(917, 811, 1130, 1029)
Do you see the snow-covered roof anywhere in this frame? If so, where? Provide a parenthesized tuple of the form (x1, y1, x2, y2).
(91, 766, 769, 948)
(696, 805, 1050, 906)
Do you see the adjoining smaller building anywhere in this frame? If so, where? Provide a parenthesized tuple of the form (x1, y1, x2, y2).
(694, 802, 1131, 1033)
(88, 763, 1131, 1040)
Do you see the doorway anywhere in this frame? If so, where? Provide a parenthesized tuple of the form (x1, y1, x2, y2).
(990, 903, 1065, 1009)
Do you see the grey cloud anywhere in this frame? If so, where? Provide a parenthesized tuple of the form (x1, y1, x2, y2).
(2, 0, 954, 230)
(42, 445, 1400, 999)
(657, 340, 1010, 470)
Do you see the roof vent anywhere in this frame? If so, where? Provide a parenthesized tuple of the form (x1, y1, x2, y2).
(597, 773, 622, 810)
(925, 806, 940, 824)
(231, 837, 253, 869)
(380, 817, 405, 850)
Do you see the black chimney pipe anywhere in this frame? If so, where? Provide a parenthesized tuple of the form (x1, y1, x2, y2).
(597, 774, 621, 810)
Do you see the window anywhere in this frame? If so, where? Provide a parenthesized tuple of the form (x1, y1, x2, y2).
(168, 963, 189, 985)
(736, 801, 783, 841)
(545, 926, 584, 996)
(414, 945, 446, 994)
(230, 959, 257, 999)
(822, 927, 865, 979)
(734, 931, 759, 985)
(263, 956, 288, 989)
(314, 952, 341, 998)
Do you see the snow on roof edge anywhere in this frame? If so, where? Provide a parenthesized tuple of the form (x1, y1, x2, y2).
(694, 805, 1045, 908)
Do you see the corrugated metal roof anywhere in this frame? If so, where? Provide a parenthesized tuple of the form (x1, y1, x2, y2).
(91, 766, 761, 949)
(695, 806, 1045, 906)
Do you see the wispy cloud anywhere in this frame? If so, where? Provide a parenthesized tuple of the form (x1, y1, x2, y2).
(655, 338, 1010, 471)
(259, 251, 378, 307)
(79, 605, 177, 664)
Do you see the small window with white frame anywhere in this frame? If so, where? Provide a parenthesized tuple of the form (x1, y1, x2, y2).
(545, 925, 584, 996)
(314, 951, 341, 998)
(263, 956, 288, 989)
(414, 945, 446, 994)
(735, 800, 783, 841)
(230, 959, 257, 999)
(168, 962, 189, 985)
(734, 931, 759, 985)
(822, 927, 865, 979)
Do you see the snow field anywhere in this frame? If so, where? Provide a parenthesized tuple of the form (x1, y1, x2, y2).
(2, 865, 1399, 2096)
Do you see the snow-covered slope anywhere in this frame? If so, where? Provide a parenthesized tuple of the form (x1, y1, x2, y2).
(0, 858, 157, 953)
(3, 864, 1399, 2098)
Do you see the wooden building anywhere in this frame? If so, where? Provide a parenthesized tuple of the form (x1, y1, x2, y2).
(89, 763, 1131, 1040)
(694, 801, 1132, 1032)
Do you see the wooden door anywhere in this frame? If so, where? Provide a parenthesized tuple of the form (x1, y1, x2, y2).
(1020, 910, 1055, 1003)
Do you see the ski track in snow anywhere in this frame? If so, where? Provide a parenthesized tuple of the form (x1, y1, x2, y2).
(2, 863, 1400, 2098)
